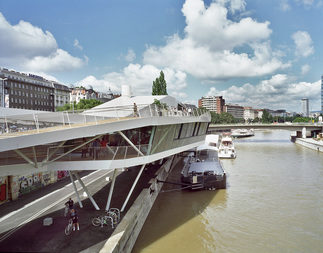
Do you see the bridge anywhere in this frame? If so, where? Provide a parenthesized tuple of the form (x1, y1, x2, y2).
(208, 123, 323, 135)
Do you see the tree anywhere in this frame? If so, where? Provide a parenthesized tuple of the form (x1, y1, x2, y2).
(76, 99, 102, 110)
(56, 99, 102, 111)
(210, 111, 221, 124)
(219, 112, 235, 124)
(152, 71, 168, 95)
(261, 110, 273, 123)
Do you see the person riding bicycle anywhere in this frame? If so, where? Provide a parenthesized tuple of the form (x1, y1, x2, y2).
(65, 198, 74, 210)
(70, 209, 80, 231)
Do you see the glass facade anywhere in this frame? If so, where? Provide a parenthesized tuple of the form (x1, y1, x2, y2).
(150, 122, 209, 154)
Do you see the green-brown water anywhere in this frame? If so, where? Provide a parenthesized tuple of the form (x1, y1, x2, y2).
(133, 130, 323, 253)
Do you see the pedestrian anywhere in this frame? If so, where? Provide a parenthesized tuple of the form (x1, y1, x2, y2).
(70, 209, 80, 231)
(81, 138, 88, 158)
(133, 103, 139, 117)
(92, 139, 100, 158)
(65, 197, 74, 210)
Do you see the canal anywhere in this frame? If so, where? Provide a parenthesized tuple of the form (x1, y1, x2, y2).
(132, 130, 323, 253)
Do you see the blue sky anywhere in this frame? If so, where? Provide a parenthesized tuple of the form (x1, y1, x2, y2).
(0, 0, 322, 112)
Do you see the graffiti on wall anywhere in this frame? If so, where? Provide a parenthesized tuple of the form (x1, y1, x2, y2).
(57, 171, 69, 180)
(19, 173, 42, 196)
(0, 177, 8, 203)
(42, 172, 51, 186)
(0, 183, 7, 202)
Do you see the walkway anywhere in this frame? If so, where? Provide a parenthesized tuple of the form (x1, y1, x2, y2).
(0, 164, 160, 252)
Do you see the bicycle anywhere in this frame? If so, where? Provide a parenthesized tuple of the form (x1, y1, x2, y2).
(65, 219, 73, 235)
(92, 208, 120, 228)
(64, 204, 69, 217)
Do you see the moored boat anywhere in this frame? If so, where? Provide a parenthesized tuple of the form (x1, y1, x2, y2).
(181, 135, 226, 190)
(218, 135, 236, 159)
(231, 129, 254, 138)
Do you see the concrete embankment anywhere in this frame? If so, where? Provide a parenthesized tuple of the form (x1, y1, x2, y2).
(295, 138, 323, 152)
(99, 155, 181, 253)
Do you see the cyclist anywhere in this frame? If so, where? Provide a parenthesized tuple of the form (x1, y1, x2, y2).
(70, 209, 80, 231)
(65, 198, 74, 211)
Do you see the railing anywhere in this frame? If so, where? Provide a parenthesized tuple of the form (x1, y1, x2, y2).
(0, 144, 151, 166)
(0, 104, 210, 135)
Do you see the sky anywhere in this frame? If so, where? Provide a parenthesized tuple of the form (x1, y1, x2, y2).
(0, 0, 322, 113)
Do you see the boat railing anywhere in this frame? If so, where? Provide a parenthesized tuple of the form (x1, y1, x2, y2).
(0, 104, 210, 135)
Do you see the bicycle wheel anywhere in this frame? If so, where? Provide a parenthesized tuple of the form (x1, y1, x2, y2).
(92, 217, 102, 226)
(108, 212, 118, 224)
(65, 224, 72, 235)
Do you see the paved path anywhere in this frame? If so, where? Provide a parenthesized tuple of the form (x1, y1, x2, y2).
(0, 165, 159, 252)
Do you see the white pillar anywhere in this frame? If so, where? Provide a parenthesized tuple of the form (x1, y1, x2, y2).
(302, 127, 307, 138)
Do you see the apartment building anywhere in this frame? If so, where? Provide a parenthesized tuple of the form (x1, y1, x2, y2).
(224, 103, 244, 119)
(53, 82, 71, 109)
(0, 67, 71, 111)
(198, 96, 225, 113)
(0, 67, 55, 111)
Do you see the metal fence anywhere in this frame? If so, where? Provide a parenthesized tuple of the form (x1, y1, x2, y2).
(0, 104, 210, 134)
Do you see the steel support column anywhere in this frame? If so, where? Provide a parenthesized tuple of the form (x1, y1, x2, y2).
(105, 168, 118, 211)
(69, 172, 83, 208)
(120, 164, 146, 212)
(118, 131, 144, 156)
(72, 171, 100, 210)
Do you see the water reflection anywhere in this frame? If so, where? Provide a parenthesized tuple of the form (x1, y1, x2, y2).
(133, 130, 323, 253)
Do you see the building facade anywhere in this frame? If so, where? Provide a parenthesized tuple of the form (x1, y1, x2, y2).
(198, 96, 225, 114)
(224, 103, 244, 119)
(301, 98, 309, 117)
(52, 82, 71, 109)
(321, 74, 323, 114)
(0, 67, 55, 111)
(244, 107, 255, 120)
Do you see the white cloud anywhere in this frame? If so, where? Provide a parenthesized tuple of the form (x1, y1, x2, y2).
(280, 0, 291, 11)
(27, 49, 85, 72)
(217, 0, 246, 14)
(73, 39, 83, 51)
(301, 64, 310, 75)
(125, 48, 136, 62)
(76, 64, 188, 96)
(292, 31, 314, 57)
(143, 0, 288, 82)
(205, 74, 320, 111)
(0, 13, 85, 73)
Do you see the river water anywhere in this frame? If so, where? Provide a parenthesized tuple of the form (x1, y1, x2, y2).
(132, 130, 323, 253)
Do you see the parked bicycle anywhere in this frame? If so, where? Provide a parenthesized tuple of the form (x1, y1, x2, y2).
(65, 219, 73, 235)
(92, 208, 120, 228)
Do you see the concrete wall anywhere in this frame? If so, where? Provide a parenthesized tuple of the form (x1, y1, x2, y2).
(0, 170, 70, 205)
(100, 155, 181, 253)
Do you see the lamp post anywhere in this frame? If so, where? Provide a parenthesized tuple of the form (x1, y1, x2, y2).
(0, 78, 8, 107)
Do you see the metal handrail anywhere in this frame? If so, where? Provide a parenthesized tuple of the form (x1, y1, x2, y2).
(0, 104, 210, 135)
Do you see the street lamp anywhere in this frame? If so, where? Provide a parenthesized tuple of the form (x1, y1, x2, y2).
(0, 77, 8, 107)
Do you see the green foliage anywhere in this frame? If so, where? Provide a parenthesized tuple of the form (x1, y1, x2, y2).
(210, 111, 221, 124)
(57, 103, 72, 111)
(152, 71, 168, 95)
(152, 99, 168, 109)
(56, 99, 102, 111)
(293, 117, 311, 123)
(261, 110, 273, 123)
(210, 111, 235, 124)
(76, 99, 102, 110)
